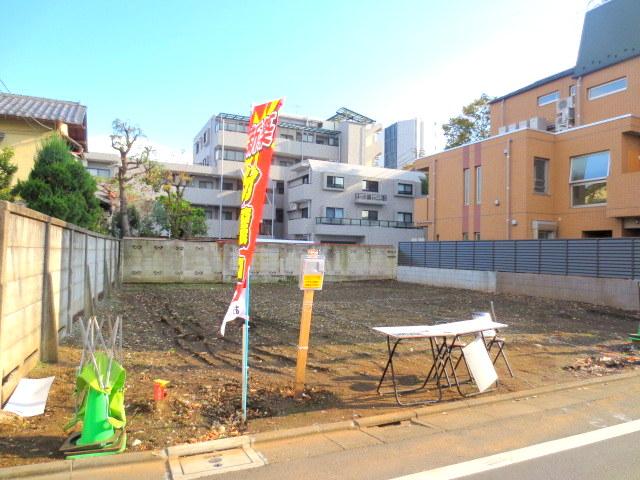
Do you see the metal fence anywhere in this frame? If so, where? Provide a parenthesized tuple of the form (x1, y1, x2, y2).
(398, 239, 640, 279)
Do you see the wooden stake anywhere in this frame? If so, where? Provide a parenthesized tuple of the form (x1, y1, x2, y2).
(294, 289, 315, 397)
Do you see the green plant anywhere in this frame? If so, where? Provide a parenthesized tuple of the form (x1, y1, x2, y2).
(110, 205, 141, 237)
(0, 147, 18, 201)
(442, 93, 493, 149)
(12, 135, 101, 229)
(157, 193, 207, 239)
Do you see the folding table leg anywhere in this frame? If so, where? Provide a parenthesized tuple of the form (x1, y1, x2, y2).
(489, 341, 514, 377)
(376, 336, 399, 394)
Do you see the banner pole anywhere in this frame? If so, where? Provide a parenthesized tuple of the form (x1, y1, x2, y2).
(241, 269, 250, 422)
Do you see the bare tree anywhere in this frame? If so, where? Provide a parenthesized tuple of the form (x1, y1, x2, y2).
(110, 119, 146, 237)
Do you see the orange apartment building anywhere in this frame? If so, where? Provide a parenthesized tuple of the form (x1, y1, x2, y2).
(413, 0, 640, 241)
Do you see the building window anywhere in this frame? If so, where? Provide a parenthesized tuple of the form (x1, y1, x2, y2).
(203, 207, 214, 220)
(276, 208, 283, 223)
(537, 230, 555, 240)
(199, 180, 214, 189)
(87, 167, 111, 178)
(361, 210, 378, 221)
(570, 151, 609, 207)
(396, 212, 412, 223)
(326, 207, 344, 219)
(195, 142, 200, 154)
(462, 232, 469, 240)
(222, 181, 235, 190)
(216, 149, 244, 162)
(203, 130, 208, 144)
(588, 77, 627, 100)
(362, 180, 379, 192)
(475, 166, 482, 204)
(276, 181, 284, 194)
(280, 133, 294, 140)
(259, 219, 273, 236)
(316, 135, 328, 145)
(328, 136, 339, 146)
(463, 168, 470, 205)
(326, 175, 344, 189)
(296, 132, 314, 143)
(222, 209, 234, 220)
(300, 207, 309, 219)
(537, 91, 560, 106)
(533, 157, 549, 194)
(569, 85, 576, 96)
(397, 183, 413, 195)
(474, 232, 481, 240)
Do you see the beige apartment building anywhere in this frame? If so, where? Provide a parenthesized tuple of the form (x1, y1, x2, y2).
(413, 0, 640, 241)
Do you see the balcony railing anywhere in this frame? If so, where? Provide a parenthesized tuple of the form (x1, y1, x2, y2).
(316, 217, 417, 229)
(354, 192, 387, 202)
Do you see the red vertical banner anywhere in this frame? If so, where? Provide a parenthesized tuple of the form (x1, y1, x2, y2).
(220, 99, 283, 335)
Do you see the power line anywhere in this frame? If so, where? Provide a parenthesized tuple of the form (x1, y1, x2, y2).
(0, 76, 11, 93)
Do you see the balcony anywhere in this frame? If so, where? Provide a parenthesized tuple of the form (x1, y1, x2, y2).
(183, 187, 241, 207)
(315, 217, 417, 229)
(286, 182, 313, 203)
(354, 192, 387, 205)
(274, 139, 338, 162)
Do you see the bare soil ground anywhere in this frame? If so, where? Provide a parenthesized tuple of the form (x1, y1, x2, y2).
(1, 280, 639, 467)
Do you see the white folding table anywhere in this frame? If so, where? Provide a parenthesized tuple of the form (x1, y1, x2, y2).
(373, 319, 508, 406)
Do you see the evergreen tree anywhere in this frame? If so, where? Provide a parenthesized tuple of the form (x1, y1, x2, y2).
(0, 147, 18, 201)
(13, 135, 101, 229)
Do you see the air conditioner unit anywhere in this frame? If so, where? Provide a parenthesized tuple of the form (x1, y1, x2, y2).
(518, 120, 529, 130)
(287, 202, 298, 211)
(529, 117, 547, 131)
(498, 126, 507, 135)
(508, 123, 517, 132)
(555, 98, 576, 131)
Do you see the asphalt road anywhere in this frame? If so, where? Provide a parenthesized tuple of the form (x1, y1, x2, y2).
(456, 430, 640, 480)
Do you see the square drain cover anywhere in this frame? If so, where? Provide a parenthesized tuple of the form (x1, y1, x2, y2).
(172, 446, 265, 479)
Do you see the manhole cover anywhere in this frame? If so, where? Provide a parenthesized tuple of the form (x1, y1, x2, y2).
(172, 446, 265, 479)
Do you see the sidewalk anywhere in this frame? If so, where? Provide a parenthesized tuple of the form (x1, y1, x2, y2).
(2, 370, 640, 480)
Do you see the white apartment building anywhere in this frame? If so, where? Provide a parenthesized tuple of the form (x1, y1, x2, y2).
(82, 108, 425, 244)
(384, 118, 425, 169)
(285, 160, 425, 244)
(193, 107, 382, 168)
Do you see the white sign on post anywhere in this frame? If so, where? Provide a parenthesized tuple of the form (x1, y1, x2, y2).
(299, 249, 325, 291)
(462, 336, 498, 392)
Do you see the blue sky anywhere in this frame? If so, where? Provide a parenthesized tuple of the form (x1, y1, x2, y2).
(1, 0, 589, 161)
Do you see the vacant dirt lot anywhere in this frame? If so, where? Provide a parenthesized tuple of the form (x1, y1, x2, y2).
(1, 280, 639, 467)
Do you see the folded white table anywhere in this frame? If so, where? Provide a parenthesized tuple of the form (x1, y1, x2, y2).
(373, 319, 508, 406)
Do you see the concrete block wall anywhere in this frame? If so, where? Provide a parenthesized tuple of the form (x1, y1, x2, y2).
(397, 266, 497, 293)
(496, 272, 640, 311)
(122, 238, 397, 284)
(0, 201, 119, 405)
(397, 265, 640, 311)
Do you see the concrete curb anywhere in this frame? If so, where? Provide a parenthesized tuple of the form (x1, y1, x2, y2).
(0, 451, 164, 479)
(0, 460, 70, 480)
(250, 419, 356, 445)
(1, 370, 638, 478)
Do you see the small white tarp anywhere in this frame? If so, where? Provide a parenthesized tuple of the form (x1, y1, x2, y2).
(3, 377, 55, 417)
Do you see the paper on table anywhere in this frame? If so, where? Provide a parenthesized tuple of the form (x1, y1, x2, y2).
(3, 377, 55, 417)
(462, 337, 497, 393)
